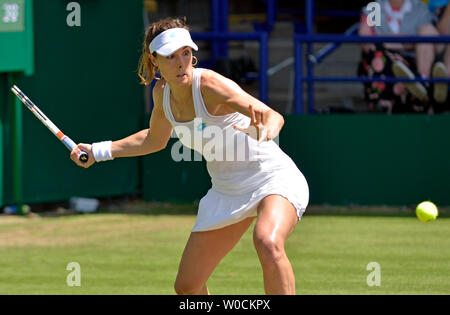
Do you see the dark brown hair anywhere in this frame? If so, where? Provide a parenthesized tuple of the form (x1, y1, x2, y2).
(137, 17, 190, 85)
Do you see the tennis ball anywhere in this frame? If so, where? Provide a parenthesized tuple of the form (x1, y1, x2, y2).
(21, 204, 30, 215)
(416, 201, 438, 222)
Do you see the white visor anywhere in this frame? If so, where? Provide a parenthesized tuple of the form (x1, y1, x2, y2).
(149, 28, 198, 56)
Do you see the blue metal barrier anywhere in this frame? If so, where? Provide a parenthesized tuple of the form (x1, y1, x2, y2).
(253, 0, 278, 33)
(211, 0, 229, 60)
(294, 0, 450, 114)
(191, 31, 269, 104)
(309, 23, 359, 64)
(295, 34, 450, 114)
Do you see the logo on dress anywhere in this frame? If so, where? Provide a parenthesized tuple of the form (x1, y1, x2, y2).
(197, 122, 206, 131)
(171, 118, 279, 162)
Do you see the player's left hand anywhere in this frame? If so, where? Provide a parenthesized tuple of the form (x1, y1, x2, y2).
(233, 105, 273, 143)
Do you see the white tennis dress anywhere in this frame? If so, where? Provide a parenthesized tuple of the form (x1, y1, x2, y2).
(162, 68, 309, 231)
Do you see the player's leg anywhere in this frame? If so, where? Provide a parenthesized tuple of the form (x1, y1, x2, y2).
(253, 194, 299, 295)
(174, 216, 255, 295)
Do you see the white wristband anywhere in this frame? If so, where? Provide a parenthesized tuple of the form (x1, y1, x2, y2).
(92, 141, 114, 162)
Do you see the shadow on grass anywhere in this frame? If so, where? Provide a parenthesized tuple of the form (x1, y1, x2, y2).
(19, 196, 198, 219)
(6, 196, 450, 219)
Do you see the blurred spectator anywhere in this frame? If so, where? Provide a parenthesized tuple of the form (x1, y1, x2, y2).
(358, 0, 448, 113)
(429, 0, 450, 112)
(430, 1, 450, 72)
(428, 0, 449, 20)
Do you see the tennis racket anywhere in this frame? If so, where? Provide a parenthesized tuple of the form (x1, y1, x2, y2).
(11, 85, 88, 164)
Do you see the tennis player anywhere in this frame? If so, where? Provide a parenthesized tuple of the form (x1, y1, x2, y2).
(70, 17, 309, 295)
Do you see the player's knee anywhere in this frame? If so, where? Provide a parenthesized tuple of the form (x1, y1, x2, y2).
(253, 233, 285, 265)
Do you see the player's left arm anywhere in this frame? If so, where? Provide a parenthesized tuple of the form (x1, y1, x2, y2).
(200, 69, 284, 142)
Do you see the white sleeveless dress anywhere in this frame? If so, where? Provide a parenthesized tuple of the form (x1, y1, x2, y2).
(162, 68, 309, 232)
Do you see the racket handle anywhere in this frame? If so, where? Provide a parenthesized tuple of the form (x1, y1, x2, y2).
(79, 151, 89, 163)
(63, 137, 89, 164)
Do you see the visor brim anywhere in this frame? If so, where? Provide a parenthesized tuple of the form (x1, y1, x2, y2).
(155, 42, 199, 57)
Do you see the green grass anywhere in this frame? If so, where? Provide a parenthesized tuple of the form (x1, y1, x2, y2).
(0, 206, 449, 295)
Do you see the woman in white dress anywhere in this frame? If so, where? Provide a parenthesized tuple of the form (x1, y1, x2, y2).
(70, 17, 309, 295)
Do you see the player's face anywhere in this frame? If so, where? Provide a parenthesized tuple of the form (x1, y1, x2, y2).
(154, 47, 194, 85)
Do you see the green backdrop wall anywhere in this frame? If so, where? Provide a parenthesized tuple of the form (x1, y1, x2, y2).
(143, 114, 450, 207)
(281, 114, 450, 206)
(1, 0, 144, 205)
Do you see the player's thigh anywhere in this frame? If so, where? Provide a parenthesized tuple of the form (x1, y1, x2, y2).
(254, 194, 298, 245)
(175, 216, 255, 287)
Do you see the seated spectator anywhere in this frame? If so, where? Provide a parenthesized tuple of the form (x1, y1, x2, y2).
(358, 0, 448, 113)
(429, 0, 450, 112)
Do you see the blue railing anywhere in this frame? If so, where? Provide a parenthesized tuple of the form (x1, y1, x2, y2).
(210, 0, 229, 59)
(295, 0, 450, 114)
(294, 35, 450, 114)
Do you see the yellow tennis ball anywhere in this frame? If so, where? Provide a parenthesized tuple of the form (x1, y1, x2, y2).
(416, 201, 438, 222)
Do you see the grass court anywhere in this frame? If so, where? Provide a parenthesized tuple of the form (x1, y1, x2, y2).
(0, 203, 449, 295)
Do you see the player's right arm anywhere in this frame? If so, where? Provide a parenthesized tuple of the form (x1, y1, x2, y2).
(71, 80, 173, 168)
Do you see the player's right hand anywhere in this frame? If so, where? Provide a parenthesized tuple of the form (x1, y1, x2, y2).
(71, 143, 95, 168)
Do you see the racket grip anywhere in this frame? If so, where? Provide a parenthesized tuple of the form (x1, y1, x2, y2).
(78, 151, 89, 163)
(63, 137, 89, 164)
